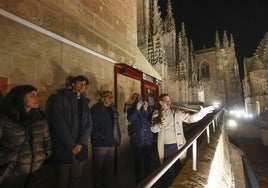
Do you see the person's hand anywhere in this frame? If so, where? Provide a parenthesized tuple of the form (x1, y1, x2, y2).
(160, 115, 168, 127)
(200, 106, 214, 115)
(143, 101, 149, 110)
(72, 144, 82, 155)
(136, 102, 143, 110)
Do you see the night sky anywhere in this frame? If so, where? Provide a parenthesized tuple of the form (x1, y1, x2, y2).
(158, 0, 268, 78)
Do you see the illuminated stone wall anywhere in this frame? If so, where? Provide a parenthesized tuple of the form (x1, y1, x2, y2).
(243, 32, 268, 116)
(172, 126, 244, 188)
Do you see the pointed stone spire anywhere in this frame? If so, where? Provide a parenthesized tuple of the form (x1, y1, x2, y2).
(215, 31, 220, 49)
(181, 22, 186, 38)
(149, 0, 163, 35)
(164, 0, 176, 32)
(223, 30, 229, 48)
(175, 32, 183, 79)
(181, 22, 188, 46)
(148, 1, 154, 37)
(190, 40, 194, 54)
(176, 32, 183, 64)
(254, 32, 268, 60)
(230, 34, 234, 48)
(181, 22, 185, 33)
(177, 32, 182, 48)
(189, 40, 194, 72)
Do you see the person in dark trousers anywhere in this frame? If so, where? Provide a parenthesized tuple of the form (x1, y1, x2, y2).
(90, 91, 121, 188)
(151, 93, 214, 187)
(46, 75, 93, 188)
(0, 85, 51, 188)
(127, 94, 154, 184)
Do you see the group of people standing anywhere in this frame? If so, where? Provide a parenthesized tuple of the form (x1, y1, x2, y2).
(0, 74, 214, 188)
(0, 75, 121, 188)
(126, 93, 214, 187)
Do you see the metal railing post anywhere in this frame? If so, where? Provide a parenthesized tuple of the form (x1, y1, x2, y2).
(213, 120, 216, 132)
(192, 139, 197, 170)
(206, 126, 210, 143)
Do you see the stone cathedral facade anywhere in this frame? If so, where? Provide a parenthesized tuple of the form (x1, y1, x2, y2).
(137, 0, 243, 110)
(243, 32, 268, 116)
(0, 0, 244, 112)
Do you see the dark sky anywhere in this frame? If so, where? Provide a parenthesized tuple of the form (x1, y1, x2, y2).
(159, 0, 268, 77)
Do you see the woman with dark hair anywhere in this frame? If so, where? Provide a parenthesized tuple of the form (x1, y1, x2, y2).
(0, 85, 51, 188)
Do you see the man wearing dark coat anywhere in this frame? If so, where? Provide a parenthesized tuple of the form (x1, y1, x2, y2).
(90, 91, 121, 188)
(46, 75, 93, 188)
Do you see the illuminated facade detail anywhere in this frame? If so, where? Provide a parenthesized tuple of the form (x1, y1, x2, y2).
(243, 32, 268, 116)
(137, 0, 243, 109)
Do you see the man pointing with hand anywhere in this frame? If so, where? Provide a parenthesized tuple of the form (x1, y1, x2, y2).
(151, 93, 214, 187)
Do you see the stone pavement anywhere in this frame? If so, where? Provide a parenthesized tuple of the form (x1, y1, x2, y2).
(237, 137, 268, 188)
(227, 117, 268, 188)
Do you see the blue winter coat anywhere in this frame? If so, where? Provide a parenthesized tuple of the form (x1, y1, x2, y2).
(127, 106, 153, 146)
(47, 89, 93, 163)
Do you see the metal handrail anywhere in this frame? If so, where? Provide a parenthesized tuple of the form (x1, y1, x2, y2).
(137, 108, 225, 188)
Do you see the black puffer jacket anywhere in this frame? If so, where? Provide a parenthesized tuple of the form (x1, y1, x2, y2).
(0, 110, 51, 176)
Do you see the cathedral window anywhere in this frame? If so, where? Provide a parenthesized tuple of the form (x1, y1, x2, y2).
(201, 63, 210, 77)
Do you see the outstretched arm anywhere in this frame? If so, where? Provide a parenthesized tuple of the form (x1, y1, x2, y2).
(200, 106, 214, 115)
(180, 106, 214, 123)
